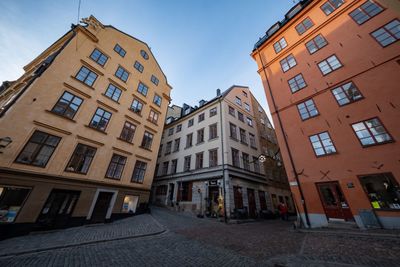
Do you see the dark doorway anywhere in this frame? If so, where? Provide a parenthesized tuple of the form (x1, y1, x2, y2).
(37, 189, 80, 229)
(317, 182, 353, 221)
(168, 183, 174, 206)
(247, 188, 256, 218)
(91, 192, 114, 223)
(207, 186, 220, 215)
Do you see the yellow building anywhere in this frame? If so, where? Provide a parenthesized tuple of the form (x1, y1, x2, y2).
(0, 16, 172, 238)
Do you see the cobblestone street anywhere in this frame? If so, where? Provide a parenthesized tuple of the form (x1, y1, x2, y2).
(0, 207, 399, 266)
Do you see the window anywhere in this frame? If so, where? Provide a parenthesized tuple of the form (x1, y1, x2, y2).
(230, 123, 238, 140)
(130, 99, 143, 115)
(244, 103, 251, 112)
(288, 74, 307, 93)
(177, 181, 192, 201)
(140, 50, 149, 60)
(349, 0, 383, 25)
(253, 157, 261, 173)
(151, 75, 159, 86)
(90, 48, 108, 66)
(173, 138, 180, 152)
(242, 153, 250, 170)
(295, 17, 314, 35)
(186, 133, 193, 148)
(280, 54, 297, 72)
(233, 186, 243, 209)
(0, 186, 30, 223)
(371, 20, 400, 47)
(229, 106, 235, 116)
(15, 131, 61, 167)
(155, 185, 167, 195)
(198, 113, 205, 123)
(231, 148, 240, 167)
(134, 61, 144, 73)
(176, 124, 182, 132)
(249, 133, 257, 148)
(318, 55, 342, 75)
(273, 37, 288, 53)
(359, 173, 400, 210)
(209, 123, 218, 139)
(246, 117, 253, 127)
(162, 161, 169, 175)
(297, 99, 319, 120)
(131, 161, 147, 183)
(89, 108, 112, 131)
(165, 141, 172, 155)
(195, 152, 204, 169)
(188, 118, 194, 127)
(352, 118, 392, 146)
(120, 121, 136, 143)
(148, 109, 159, 124)
(321, 0, 345, 16)
(65, 143, 97, 174)
(243, 91, 248, 97)
(75, 66, 98, 87)
(209, 149, 218, 167)
(171, 159, 178, 174)
(167, 128, 174, 136)
(104, 84, 122, 102)
(114, 44, 126, 57)
(235, 97, 242, 106)
(332, 82, 363, 106)
(141, 131, 154, 150)
(137, 82, 148, 97)
(306, 34, 328, 54)
(184, 156, 191, 171)
(210, 107, 217, 117)
(105, 154, 127, 179)
(197, 128, 205, 144)
(51, 91, 83, 119)
(122, 195, 138, 213)
(115, 66, 129, 82)
(239, 128, 247, 144)
(238, 111, 244, 122)
(153, 94, 162, 107)
(309, 132, 337, 156)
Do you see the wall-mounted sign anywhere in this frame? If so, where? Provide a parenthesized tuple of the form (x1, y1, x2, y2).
(209, 180, 218, 186)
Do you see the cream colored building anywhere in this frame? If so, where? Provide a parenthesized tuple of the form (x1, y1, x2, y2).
(0, 16, 171, 237)
(152, 86, 293, 219)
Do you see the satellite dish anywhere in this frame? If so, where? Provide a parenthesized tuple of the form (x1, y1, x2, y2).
(258, 154, 267, 163)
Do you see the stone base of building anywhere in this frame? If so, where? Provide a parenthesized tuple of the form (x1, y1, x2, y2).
(0, 168, 150, 240)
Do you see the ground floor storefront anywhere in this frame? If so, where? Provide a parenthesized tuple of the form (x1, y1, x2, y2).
(152, 167, 294, 219)
(0, 169, 150, 239)
(291, 171, 400, 229)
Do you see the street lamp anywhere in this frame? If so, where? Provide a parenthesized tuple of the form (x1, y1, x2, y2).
(0, 137, 12, 153)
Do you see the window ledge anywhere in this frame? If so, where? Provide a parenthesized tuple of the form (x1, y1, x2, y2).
(45, 110, 77, 123)
(105, 176, 122, 181)
(250, 146, 258, 150)
(130, 180, 144, 184)
(208, 137, 219, 141)
(117, 137, 134, 145)
(196, 141, 205, 146)
(147, 118, 158, 126)
(361, 140, 395, 148)
(139, 146, 152, 152)
(101, 93, 121, 105)
(240, 141, 248, 146)
(70, 76, 95, 90)
(128, 108, 143, 117)
(85, 125, 108, 135)
(230, 137, 239, 142)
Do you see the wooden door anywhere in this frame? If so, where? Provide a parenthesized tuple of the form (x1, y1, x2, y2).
(247, 188, 256, 218)
(91, 192, 113, 223)
(317, 182, 353, 221)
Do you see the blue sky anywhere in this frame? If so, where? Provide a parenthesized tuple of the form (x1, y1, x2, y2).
(0, 0, 296, 119)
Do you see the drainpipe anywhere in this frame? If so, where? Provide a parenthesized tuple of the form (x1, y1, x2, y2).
(256, 48, 310, 228)
(218, 97, 228, 223)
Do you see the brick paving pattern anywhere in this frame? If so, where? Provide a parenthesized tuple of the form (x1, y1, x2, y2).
(0, 207, 399, 266)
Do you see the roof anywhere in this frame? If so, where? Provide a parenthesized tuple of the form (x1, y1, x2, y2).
(164, 85, 249, 127)
(253, 0, 313, 52)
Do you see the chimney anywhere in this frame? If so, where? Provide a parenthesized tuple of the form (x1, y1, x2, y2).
(216, 88, 221, 96)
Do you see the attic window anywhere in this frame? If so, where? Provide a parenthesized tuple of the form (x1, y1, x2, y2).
(286, 4, 302, 19)
(140, 50, 149, 60)
(267, 23, 280, 36)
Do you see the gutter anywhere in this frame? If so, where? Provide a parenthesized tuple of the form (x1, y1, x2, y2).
(256, 48, 310, 228)
(218, 95, 228, 223)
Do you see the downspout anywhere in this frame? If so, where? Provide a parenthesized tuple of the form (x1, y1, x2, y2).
(218, 96, 228, 223)
(256, 48, 310, 228)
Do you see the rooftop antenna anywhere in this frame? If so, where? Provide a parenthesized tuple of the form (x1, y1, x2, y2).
(76, 0, 82, 51)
